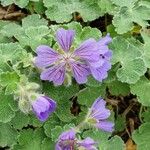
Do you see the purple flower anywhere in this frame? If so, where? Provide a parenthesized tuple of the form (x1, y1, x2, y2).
(87, 97, 114, 132)
(77, 137, 97, 150)
(31, 96, 56, 122)
(55, 130, 97, 150)
(89, 34, 112, 81)
(55, 130, 76, 150)
(35, 28, 112, 85)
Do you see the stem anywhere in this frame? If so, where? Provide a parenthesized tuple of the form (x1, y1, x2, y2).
(74, 121, 86, 132)
(73, 12, 76, 21)
(139, 105, 143, 123)
(105, 14, 107, 30)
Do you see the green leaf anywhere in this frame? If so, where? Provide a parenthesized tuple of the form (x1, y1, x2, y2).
(0, 21, 12, 43)
(0, 43, 24, 72)
(86, 76, 102, 87)
(44, 0, 102, 23)
(41, 138, 55, 150)
(1, 0, 29, 8)
(31, 0, 46, 14)
(111, 37, 146, 84)
(107, 80, 130, 96)
(22, 14, 48, 28)
(29, 114, 43, 127)
(79, 26, 102, 41)
(102, 135, 125, 150)
(83, 130, 125, 150)
(56, 101, 75, 122)
(112, 0, 150, 34)
(0, 72, 20, 95)
(43, 81, 77, 123)
(0, 91, 17, 123)
(44, 114, 61, 137)
(43, 82, 79, 102)
(115, 115, 126, 131)
(130, 77, 150, 106)
(1, 16, 49, 51)
(132, 123, 150, 150)
(1, 23, 23, 37)
(0, 123, 18, 148)
(77, 85, 106, 107)
(10, 111, 30, 130)
(142, 108, 150, 122)
(111, 0, 138, 8)
(98, 0, 115, 15)
(13, 128, 46, 150)
(141, 30, 150, 68)
(15, 26, 50, 51)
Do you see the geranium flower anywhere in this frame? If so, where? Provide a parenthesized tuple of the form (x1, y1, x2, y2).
(56, 130, 97, 150)
(31, 96, 56, 121)
(86, 97, 114, 132)
(35, 28, 112, 85)
(55, 130, 76, 150)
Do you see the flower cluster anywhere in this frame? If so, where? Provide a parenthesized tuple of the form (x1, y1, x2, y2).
(56, 130, 97, 150)
(55, 97, 114, 149)
(35, 28, 112, 86)
(17, 29, 114, 148)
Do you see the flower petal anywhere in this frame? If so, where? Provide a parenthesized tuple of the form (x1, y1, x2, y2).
(77, 137, 96, 148)
(32, 96, 56, 122)
(91, 98, 106, 110)
(96, 121, 114, 132)
(74, 39, 99, 61)
(56, 28, 75, 51)
(55, 143, 61, 150)
(59, 130, 76, 141)
(89, 98, 111, 120)
(98, 33, 112, 46)
(90, 62, 111, 81)
(40, 64, 65, 86)
(35, 45, 59, 67)
(91, 108, 111, 120)
(71, 61, 90, 84)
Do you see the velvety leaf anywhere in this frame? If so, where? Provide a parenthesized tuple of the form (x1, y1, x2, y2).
(0, 91, 17, 123)
(130, 77, 150, 106)
(132, 123, 150, 150)
(10, 111, 30, 130)
(1, 0, 29, 8)
(44, 0, 102, 23)
(43, 82, 79, 102)
(108, 80, 130, 96)
(112, 0, 150, 34)
(43, 114, 61, 137)
(41, 138, 55, 150)
(0, 123, 18, 148)
(77, 85, 106, 106)
(0, 72, 20, 95)
(111, 37, 146, 84)
(13, 128, 46, 150)
(0, 43, 24, 72)
(22, 14, 46, 28)
(83, 130, 125, 150)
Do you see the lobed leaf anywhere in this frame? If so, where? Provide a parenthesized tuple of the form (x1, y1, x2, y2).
(111, 37, 146, 84)
(130, 77, 150, 106)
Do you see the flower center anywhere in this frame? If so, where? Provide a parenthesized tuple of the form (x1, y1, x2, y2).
(60, 140, 75, 149)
